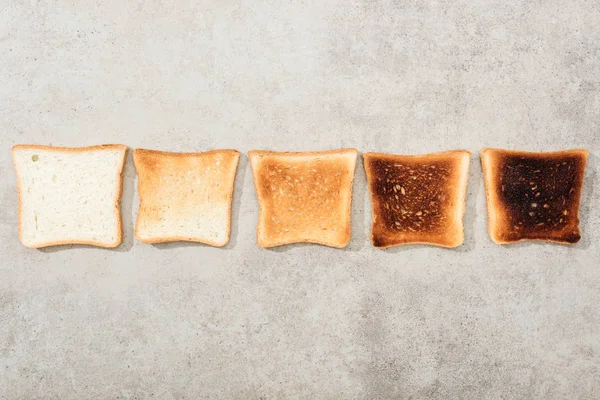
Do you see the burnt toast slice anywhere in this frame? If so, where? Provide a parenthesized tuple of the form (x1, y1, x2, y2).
(363, 150, 471, 248)
(481, 148, 588, 244)
(248, 149, 358, 248)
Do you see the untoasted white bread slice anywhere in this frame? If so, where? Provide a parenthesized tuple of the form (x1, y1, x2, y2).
(248, 149, 358, 248)
(363, 150, 471, 248)
(481, 148, 588, 244)
(12, 144, 128, 248)
(133, 149, 240, 246)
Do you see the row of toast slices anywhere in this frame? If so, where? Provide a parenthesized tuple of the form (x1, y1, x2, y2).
(12, 145, 589, 249)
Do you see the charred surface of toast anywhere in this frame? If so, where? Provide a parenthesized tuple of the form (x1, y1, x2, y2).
(493, 152, 586, 243)
(364, 152, 469, 248)
(369, 158, 453, 234)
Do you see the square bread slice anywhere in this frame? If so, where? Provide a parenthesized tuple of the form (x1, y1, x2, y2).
(12, 144, 128, 248)
(133, 149, 240, 246)
(481, 148, 588, 244)
(363, 150, 471, 248)
(248, 149, 358, 248)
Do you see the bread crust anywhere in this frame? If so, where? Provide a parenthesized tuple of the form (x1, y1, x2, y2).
(248, 149, 359, 248)
(133, 148, 240, 246)
(481, 148, 589, 245)
(363, 150, 471, 248)
(12, 144, 128, 248)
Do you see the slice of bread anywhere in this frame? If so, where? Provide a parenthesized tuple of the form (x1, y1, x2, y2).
(363, 150, 471, 248)
(133, 149, 240, 246)
(481, 148, 588, 244)
(12, 144, 128, 248)
(248, 149, 358, 248)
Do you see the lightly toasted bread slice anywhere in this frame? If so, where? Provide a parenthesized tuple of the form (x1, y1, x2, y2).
(133, 149, 240, 246)
(12, 144, 128, 248)
(481, 148, 588, 245)
(363, 150, 471, 248)
(248, 149, 358, 248)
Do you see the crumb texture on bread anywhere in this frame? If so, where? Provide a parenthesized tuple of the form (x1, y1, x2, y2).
(363, 150, 470, 248)
(249, 149, 358, 248)
(12, 144, 127, 248)
(133, 149, 240, 246)
(481, 148, 588, 244)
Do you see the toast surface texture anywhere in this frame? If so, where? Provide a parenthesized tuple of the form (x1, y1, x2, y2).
(249, 149, 358, 248)
(481, 148, 588, 244)
(133, 149, 240, 246)
(363, 150, 471, 248)
(12, 144, 128, 248)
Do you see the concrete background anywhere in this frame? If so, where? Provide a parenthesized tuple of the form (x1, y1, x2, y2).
(1, 0, 599, 398)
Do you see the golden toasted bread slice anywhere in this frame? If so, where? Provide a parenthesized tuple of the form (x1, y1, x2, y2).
(481, 148, 588, 244)
(248, 149, 358, 248)
(363, 150, 471, 248)
(133, 149, 240, 246)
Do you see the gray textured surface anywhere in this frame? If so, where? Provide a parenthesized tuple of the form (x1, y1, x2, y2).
(1, 0, 599, 398)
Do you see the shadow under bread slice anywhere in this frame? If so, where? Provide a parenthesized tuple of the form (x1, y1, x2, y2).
(363, 150, 471, 248)
(481, 148, 588, 244)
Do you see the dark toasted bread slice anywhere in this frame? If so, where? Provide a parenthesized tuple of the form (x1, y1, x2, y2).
(248, 149, 358, 248)
(363, 150, 471, 248)
(481, 148, 588, 244)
